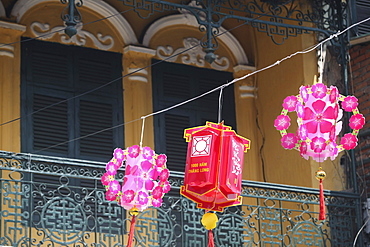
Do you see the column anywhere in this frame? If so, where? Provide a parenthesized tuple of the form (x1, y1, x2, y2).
(0, 21, 26, 152)
(123, 45, 156, 148)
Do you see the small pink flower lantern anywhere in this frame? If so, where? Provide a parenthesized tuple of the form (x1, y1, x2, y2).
(274, 81, 365, 220)
(101, 145, 170, 247)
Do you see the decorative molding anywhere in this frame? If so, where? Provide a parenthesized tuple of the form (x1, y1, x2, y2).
(127, 68, 149, 83)
(124, 45, 156, 83)
(30, 22, 114, 50)
(233, 64, 256, 73)
(123, 45, 156, 56)
(0, 21, 27, 32)
(0, 43, 15, 58)
(239, 85, 257, 99)
(11, 0, 138, 45)
(233, 65, 257, 99)
(157, 37, 230, 71)
(143, 14, 248, 66)
(0, 1, 5, 18)
(0, 21, 26, 58)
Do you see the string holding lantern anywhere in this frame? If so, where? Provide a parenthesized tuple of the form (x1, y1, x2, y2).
(180, 121, 250, 246)
(101, 145, 171, 247)
(274, 81, 365, 220)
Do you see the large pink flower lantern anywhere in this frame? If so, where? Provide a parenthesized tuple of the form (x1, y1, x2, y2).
(101, 145, 170, 247)
(274, 82, 364, 220)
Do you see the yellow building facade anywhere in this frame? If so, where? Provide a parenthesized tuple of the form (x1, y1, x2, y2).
(0, 0, 356, 246)
(0, 0, 345, 188)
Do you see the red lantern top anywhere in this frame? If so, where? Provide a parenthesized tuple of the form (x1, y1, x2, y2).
(181, 122, 250, 212)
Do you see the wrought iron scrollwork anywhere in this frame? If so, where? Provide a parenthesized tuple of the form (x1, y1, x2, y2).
(60, 0, 83, 37)
(118, 0, 348, 62)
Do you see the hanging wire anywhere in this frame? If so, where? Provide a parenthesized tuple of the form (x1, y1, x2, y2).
(139, 117, 146, 148)
(319, 42, 324, 84)
(218, 85, 225, 123)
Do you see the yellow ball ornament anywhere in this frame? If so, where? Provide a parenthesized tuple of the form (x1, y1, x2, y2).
(201, 212, 218, 230)
(129, 207, 139, 216)
(315, 168, 326, 181)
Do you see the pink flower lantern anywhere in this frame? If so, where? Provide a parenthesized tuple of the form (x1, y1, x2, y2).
(274, 82, 365, 220)
(274, 82, 364, 162)
(101, 145, 170, 247)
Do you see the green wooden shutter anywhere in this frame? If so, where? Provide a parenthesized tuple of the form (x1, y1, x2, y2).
(78, 98, 117, 161)
(152, 60, 235, 172)
(74, 48, 124, 161)
(33, 93, 70, 155)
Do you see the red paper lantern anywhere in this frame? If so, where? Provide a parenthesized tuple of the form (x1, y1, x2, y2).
(180, 121, 250, 212)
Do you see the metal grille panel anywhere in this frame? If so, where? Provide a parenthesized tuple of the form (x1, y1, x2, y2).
(0, 151, 360, 246)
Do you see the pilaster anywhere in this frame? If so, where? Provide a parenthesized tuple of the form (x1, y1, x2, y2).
(0, 21, 26, 152)
(123, 45, 156, 148)
(233, 64, 264, 182)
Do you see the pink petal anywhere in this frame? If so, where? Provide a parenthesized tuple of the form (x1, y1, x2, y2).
(305, 121, 318, 133)
(319, 120, 333, 133)
(311, 100, 326, 114)
(322, 106, 335, 120)
(303, 107, 316, 121)
(148, 168, 158, 180)
(329, 125, 337, 141)
(145, 179, 154, 190)
(141, 160, 153, 172)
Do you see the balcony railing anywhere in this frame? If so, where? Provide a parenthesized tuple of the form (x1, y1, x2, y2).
(0, 151, 361, 246)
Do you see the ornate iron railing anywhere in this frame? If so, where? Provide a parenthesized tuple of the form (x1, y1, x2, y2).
(118, 0, 348, 49)
(0, 151, 361, 246)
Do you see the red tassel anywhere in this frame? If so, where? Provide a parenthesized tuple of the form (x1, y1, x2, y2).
(319, 179, 326, 220)
(208, 230, 215, 247)
(127, 214, 136, 247)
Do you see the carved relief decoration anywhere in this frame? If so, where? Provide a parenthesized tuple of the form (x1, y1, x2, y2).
(30, 22, 114, 51)
(127, 67, 149, 83)
(0, 44, 15, 58)
(156, 37, 230, 71)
